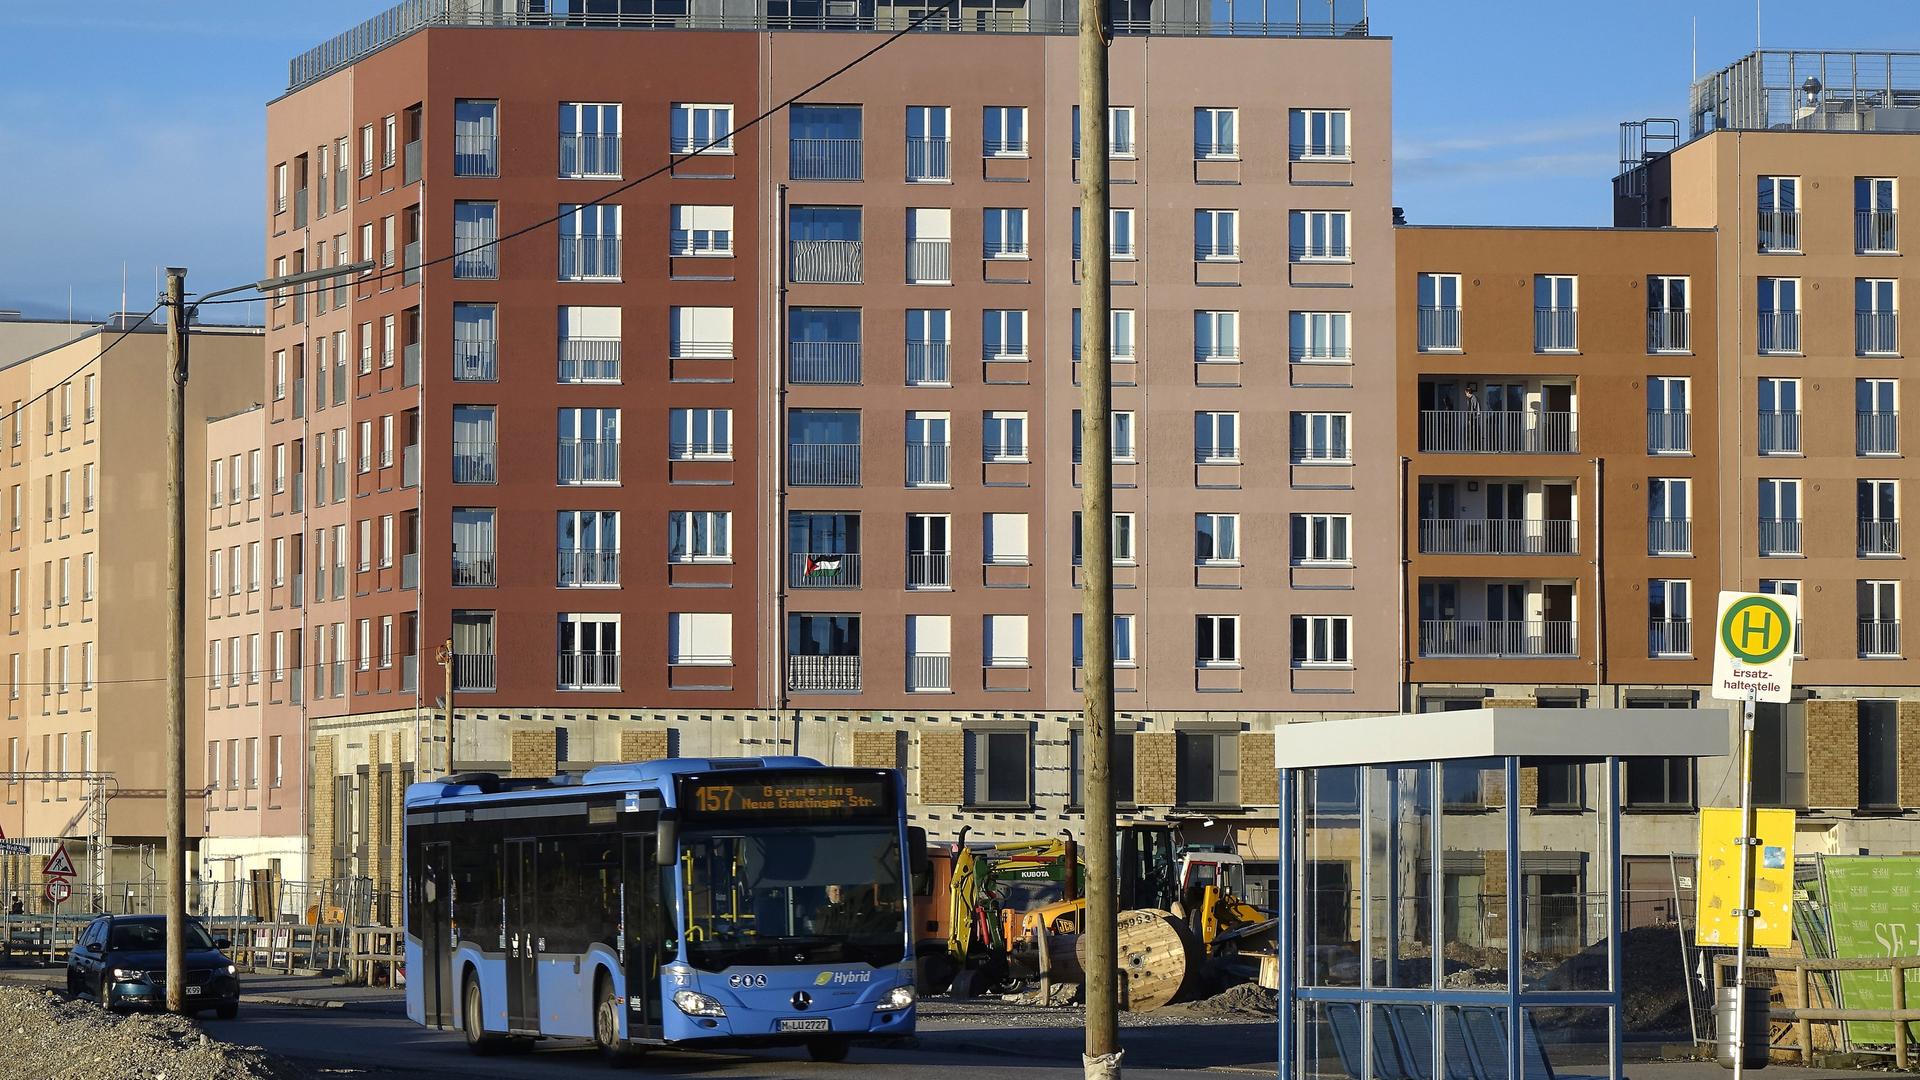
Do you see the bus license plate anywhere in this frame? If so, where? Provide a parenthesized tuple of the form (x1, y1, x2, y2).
(778, 1018, 830, 1032)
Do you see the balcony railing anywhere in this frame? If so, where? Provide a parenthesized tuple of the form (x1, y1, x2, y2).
(404, 139, 421, 185)
(452, 550, 495, 587)
(788, 653, 860, 692)
(403, 342, 421, 387)
(1647, 410, 1691, 453)
(561, 337, 621, 382)
(1533, 307, 1578, 352)
(1290, 340, 1351, 363)
(1195, 139, 1238, 159)
(452, 441, 497, 484)
(1418, 518, 1576, 556)
(905, 552, 951, 589)
(400, 552, 419, 590)
(292, 377, 304, 419)
(1757, 209, 1800, 252)
(1858, 208, 1899, 254)
(1419, 619, 1577, 658)
(789, 138, 862, 181)
(906, 137, 950, 181)
(1860, 518, 1901, 556)
(560, 132, 621, 178)
(558, 437, 619, 484)
(1758, 311, 1801, 354)
(558, 650, 620, 690)
(1290, 240, 1349, 262)
(1647, 517, 1693, 555)
(403, 240, 421, 285)
(453, 235, 497, 279)
(670, 440, 731, 461)
(400, 654, 418, 693)
(293, 187, 308, 229)
(790, 340, 862, 384)
(560, 235, 621, 280)
(402, 443, 420, 488)
(1858, 411, 1900, 455)
(906, 340, 950, 386)
(1417, 306, 1461, 351)
(791, 240, 863, 284)
(454, 652, 495, 693)
(905, 440, 950, 486)
(1860, 619, 1902, 658)
(1648, 619, 1693, 658)
(1418, 410, 1578, 454)
(1757, 517, 1802, 556)
(454, 133, 499, 177)
(1647, 309, 1690, 353)
(1858, 311, 1900, 356)
(791, 551, 860, 588)
(907, 653, 951, 692)
(1196, 242, 1240, 262)
(789, 442, 861, 486)
(558, 548, 620, 586)
(907, 239, 951, 284)
(1757, 410, 1801, 454)
(453, 338, 496, 381)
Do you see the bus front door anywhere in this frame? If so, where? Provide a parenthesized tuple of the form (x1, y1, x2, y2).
(417, 840, 451, 1028)
(622, 833, 663, 1036)
(506, 838, 540, 1032)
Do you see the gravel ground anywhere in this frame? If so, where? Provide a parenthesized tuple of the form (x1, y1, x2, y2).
(0, 986, 312, 1080)
(919, 985, 1275, 1029)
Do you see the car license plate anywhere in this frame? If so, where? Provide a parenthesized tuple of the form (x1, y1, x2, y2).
(778, 1018, 830, 1032)
(184, 986, 201, 996)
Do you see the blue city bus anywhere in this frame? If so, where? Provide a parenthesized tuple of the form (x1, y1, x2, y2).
(403, 756, 921, 1063)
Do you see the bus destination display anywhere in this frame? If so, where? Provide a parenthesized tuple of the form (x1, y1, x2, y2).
(680, 774, 891, 820)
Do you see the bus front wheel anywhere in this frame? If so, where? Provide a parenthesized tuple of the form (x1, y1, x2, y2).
(594, 974, 642, 1066)
(463, 974, 505, 1056)
(806, 1038, 851, 1063)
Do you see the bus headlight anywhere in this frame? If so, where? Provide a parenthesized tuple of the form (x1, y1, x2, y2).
(875, 985, 915, 1012)
(672, 990, 728, 1018)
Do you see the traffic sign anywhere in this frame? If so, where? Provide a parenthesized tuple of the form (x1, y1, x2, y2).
(43, 878, 69, 905)
(1711, 591, 1798, 703)
(0, 825, 27, 857)
(41, 842, 75, 879)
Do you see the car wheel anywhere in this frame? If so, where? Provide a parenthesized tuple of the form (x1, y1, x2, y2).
(462, 974, 503, 1056)
(806, 1038, 851, 1063)
(216, 1001, 238, 1020)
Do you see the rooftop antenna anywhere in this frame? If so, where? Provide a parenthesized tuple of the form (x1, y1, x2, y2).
(119, 262, 127, 323)
(1755, 0, 1760, 49)
(1691, 16, 1697, 84)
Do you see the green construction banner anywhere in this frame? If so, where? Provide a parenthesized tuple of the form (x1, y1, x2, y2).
(1821, 856, 1920, 1046)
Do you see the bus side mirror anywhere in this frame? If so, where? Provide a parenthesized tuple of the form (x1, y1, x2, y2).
(656, 814, 677, 866)
(907, 827, 930, 879)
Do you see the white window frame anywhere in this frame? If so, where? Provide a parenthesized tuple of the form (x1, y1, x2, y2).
(671, 103, 735, 155)
(1196, 614, 1241, 668)
(1195, 209, 1239, 261)
(669, 613, 734, 666)
(983, 309, 1028, 361)
(983, 614, 1031, 668)
(1292, 311, 1352, 362)
(1195, 411, 1240, 464)
(1073, 613, 1137, 668)
(983, 512, 1029, 566)
(1293, 411, 1353, 464)
(671, 204, 734, 257)
(982, 411, 1029, 463)
(1196, 310, 1239, 362)
(1196, 512, 1241, 566)
(1290, 209, 1352, 262)
(982, 207, 1028, 260)
(1292, 615, 1354, 668)
(668, 408, 732, 461)
(1195, 107, 1238, 160)
(1291, 512, 1352, 566)
(1291, 108, 1352, 161)
(982, 106, 1029, 157)
(669, 510, 732, 563)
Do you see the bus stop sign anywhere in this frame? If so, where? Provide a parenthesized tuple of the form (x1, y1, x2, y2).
(1711, 591, 1796, 703)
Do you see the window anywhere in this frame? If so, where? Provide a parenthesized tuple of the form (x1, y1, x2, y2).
(559, 203, 621, 280)
(558, 510, 620, 586)
(1196, 310, 1239, 361)
(1759, 579, 1803, 655)
(1858, 377, 1898, 456)
(229, 547, 243, 595)
(669, 613, 733, 667)
(983, 615, 1030, 668)
(672, 103, 734, 154)
(1859, 700, 1900, 810)
(1860, 479, 1899, 556)
(982, 106, 1028, 157)
(671, 205, 733, 256)
(1194, 107, 1238, 159)
(668, 510, 730, 563)
(982, 513, 1028, 566)
(1859, 580, 1900, 657)
(1757, 175, 1799, 252)
(382, 114, 397, 168)
(1418, 273, 1463, 350)
(667, 407, 731, 460)
(1758, 377, 1801, 454)
(1195, 411, 1240, 463)
(453, 201, 499, 279)
(1648, 275, 1690, 352)
(1648, 578, 1692, 657)
(452, 405, 497, 484)
(1292, 412, 1352, 463)
(983, 309, 1028, 361)
(982, 412, 1028, 462)
(558, 613, 621, 689)
(1758, 478, 1802, 556)
(80, 554, 93, 600)
(1292, 616, 1352, 667)
(274, 162, 288, 213)
(1072, 614, 1136, 667)
(1290, 108, 1351, 160)
(559, 102, 621, 178)
(906, 615, 952, 692)
(982, 208, 1027, 259)
(1071, 409, 1135, 464)
(906, 309, 951, 386)
(558, 407, 622, 483)
(1290, 210, 1351, 262)
(1534, 274, 1577, 351)
(1195, 209, 1239, 261)
(1622, 697, 1696, 807)
(248, 541, 262, 591)
(356, 519, 372, 572)
(380, 416, 394, 468)
(210, 460, 224, 508)
(1071, 207, 1136, 260)
(1177, 730, 1240, 806)
(788, 104, 862, 180)
(271, 735, 284, 787)
(905, 412, 947, 487)
(565, 305, 629, 377)
(1647, 376, 1690, 454)
(905, 513, 950, 588)
(1857, 176, 1898, 253)
(1291, 513, 1351, 566)
(968, 728, 1030, 808)
(1196, 513, 1241, 565)
(1648, 477, 1692, 555)
(358, 420, 373, 473)
(1071, 308, 1136, 364)
(1857, 278, 1899, 356)
(452, 98, 499, 177)
(1196, 615, 1240, 667)
(1758, 277, 1801, 354)
(1070, 105, 1136, 158)
(1291, 311, 1351, 362)
(1071, 512, 1136, 566)
(905, 105, 951, 182)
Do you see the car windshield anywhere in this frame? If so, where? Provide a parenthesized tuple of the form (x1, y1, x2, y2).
(678, 825, 905, 971)
(108, 921, 215, 951)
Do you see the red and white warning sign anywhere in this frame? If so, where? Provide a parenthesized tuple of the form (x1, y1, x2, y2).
(43, 878, 69, 905)
(41, 843, 75, 879)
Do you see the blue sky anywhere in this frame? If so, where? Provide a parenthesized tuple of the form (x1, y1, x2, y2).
(0, 0, 1905, 321)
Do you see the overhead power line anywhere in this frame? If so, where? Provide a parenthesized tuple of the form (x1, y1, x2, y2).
(0, 305, 164, 431)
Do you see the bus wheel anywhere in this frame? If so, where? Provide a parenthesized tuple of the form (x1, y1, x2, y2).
(806, 1037, 850, 1063)
(594, 975, 640, 1066)
(463, 975, 504, 1056)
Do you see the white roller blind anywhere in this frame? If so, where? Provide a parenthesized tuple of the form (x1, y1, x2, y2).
(908, 207, 951, 240)
(908, 614, 951, 656)
(984, 614, 1029, 666)
(983, 513, 1028, 564)
(670, 613, 732, 663)
(560, 305, 621, 339)
(672, 307, 734, 352)
(673, 204, 733, 232)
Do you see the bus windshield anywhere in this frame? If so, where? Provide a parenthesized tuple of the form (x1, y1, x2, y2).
(680, 824, 904, 971)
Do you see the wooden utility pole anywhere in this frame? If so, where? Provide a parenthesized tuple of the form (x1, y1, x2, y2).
(438, 638, 456, 775)
(1078, 1, 1117, 1073)
(163, 268, 189, 1013)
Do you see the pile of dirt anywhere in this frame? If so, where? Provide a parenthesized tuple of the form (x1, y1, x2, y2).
(0, 986, 312, 1080)
(1532, 924, 1695, 1036)
(1177, 983, 1279, 1019)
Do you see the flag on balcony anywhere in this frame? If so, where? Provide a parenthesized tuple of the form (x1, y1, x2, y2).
(804, 554, 842, 576)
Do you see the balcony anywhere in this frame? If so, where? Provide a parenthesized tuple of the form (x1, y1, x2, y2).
(1419, 410, 1577, 454)
(1196, 242, 1239, 262)
(290, 473, 305, 512)
(1419, 620, 1577, 658)
(293, 187, 308, 229)
(1647, 517, 1693, 555)
(791, 240, 862, 284)
(1417, 306, 1461, 351)
(790, 551, 860, 588)
(789, 341, 861, 385)
(1858, 311, 1900, 356)
(400, 654, 418, 693)
(789, 443, 861, 486)
(453, 240, 497, 279)
(453, 338, 495, 382)
(1533, 307, 1578, 352)
(1757, 209, 1800, 252)
(789, 138, 862, 181)
(907, 653, 951, 693)
(449, 652, 495, 690)
(560, 132, 621, 178)
(1758, 311, 1801, 354)
(1418, 518, 1576, 556)
(1290, 339, 1351, 364)
(558, 548, 619, 587)
(1647, 309, 1690, 353)
(403, 240, 420, 286)
(906, 137, 949, 181)
(1860, 619, 1902, 658)
(1757, 410, 1802, 455)
(906, 240, 951, 284)
(1647, 410, 1691, 454)
(402, 443, 420, 488)
(1858, 209, 1899, 254)
(558, 650, 620, 691)
(404, 139, 421, 185)
(906, 340, 950, 386)
(452, 441, 497, 484)
(452, 550, 495, 587)
(558, 437, 619, 484)
(561, 338, 621, 382)
(905, 440, 950, 486)
(454, 133, 499, 177)
(905, 552, 951, 589)
(292, 377, 304, 419)
(1648, 619, 1693, 658)
(1757, 517, 1802, 556)
(560, 235, 621, 280)
(788, 653, 860, 692)
(1860, 518, 1901, 556)
(403, 342, 421, 387)
(1289, 240, 1349, 263)
(1859, 411, 1900, 455)
(401, 552, 419, 590)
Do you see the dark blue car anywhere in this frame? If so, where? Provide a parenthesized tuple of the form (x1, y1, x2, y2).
(65, 914, 241, 1018)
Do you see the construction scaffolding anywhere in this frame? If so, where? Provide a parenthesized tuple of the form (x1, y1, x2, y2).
(0, 772, 114, 896)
